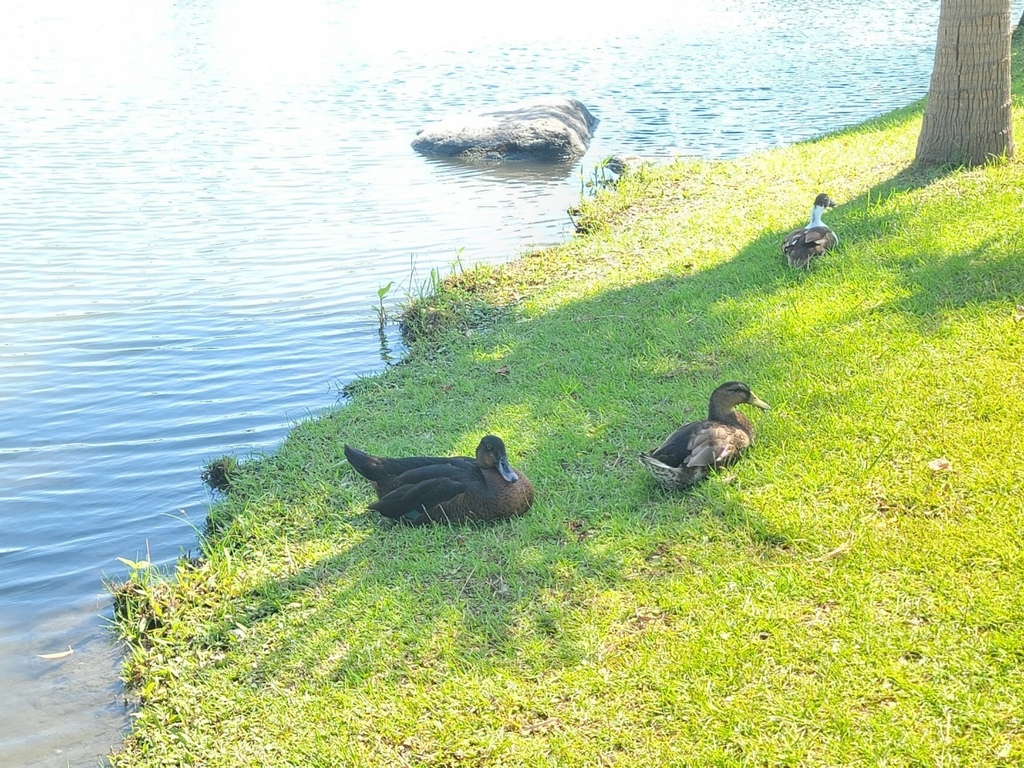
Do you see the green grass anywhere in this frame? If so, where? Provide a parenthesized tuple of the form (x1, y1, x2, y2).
(108, 51, 1024, 767)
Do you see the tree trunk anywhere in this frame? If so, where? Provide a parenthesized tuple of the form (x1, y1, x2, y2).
(915, 0, 1014, 167)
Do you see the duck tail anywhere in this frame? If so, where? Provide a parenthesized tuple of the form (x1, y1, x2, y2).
(639, 452, 684, 489)
(344, 444, 385, 481)
(786, 251, 811, 269)
(638, 452, 669, 472)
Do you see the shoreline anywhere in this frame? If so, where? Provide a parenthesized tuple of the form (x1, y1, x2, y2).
(108, 44, 1024, 766)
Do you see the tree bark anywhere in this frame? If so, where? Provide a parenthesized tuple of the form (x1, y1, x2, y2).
(915, 0, 1014, 167)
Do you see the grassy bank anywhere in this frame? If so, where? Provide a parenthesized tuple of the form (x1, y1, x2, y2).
(109, 55, 1024, 766)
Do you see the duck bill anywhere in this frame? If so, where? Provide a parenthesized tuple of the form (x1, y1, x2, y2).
(498, 457, 519, 483)
(749, 394, 770, 411)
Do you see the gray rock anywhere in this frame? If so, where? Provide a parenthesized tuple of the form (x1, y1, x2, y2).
(411, 97, 599, 163)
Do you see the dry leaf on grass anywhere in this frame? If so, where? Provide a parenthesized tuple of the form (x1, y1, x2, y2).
(927, 457, 952, 472)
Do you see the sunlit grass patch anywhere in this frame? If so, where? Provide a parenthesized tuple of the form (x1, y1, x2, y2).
(108, 40, 1024, 768)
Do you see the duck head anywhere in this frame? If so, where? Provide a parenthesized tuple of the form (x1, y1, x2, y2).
(475, 435, 519, 482)
(709, 381, 770, 417)
(813, 193, 837, 210)
(807, 193, 836, 229)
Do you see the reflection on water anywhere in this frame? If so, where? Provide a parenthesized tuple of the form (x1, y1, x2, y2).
(420, 153, 583, 183)
(0, 0, 951, 763)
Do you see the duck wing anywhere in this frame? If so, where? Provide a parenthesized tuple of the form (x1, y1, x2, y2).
(368, 461, 486, 519)
(390, 462, 476, 485)
(682, 423, 750, 468)
(652, 419, 751, 468)
(784, 226, 835, 254)
(650, 420, 707, 467)
(344, 444, 474, 483)
(369, 476, 468, 520)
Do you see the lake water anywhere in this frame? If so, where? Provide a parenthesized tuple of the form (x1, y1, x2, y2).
(0, 0, 957, 764)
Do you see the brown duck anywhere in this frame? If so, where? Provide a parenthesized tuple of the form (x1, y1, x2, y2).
(782, 192, 838, 268)
(344, 435, 534, 525)
(639, 381, 770, 490)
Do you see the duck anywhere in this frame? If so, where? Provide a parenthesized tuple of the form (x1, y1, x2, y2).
(782, 193, 838, 268)
(639, 381, 770, 490)
(343, 435, 534, 525)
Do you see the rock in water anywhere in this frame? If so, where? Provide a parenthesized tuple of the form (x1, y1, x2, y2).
(411, 97, 599, 163)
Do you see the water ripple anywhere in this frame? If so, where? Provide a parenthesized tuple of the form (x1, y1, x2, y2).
(0, 0, 950, 763)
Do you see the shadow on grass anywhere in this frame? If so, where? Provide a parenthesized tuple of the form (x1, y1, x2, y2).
(179, 508, 634, 694)
(888, 242, 1024, 318)
(173, 139, 1024, 701)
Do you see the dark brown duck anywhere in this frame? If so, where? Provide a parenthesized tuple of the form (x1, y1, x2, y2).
(639, 381, 770, 490)
(344, 434, 534, 525)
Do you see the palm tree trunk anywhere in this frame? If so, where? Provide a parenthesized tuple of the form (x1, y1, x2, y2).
(915, 0, 1014, 167)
